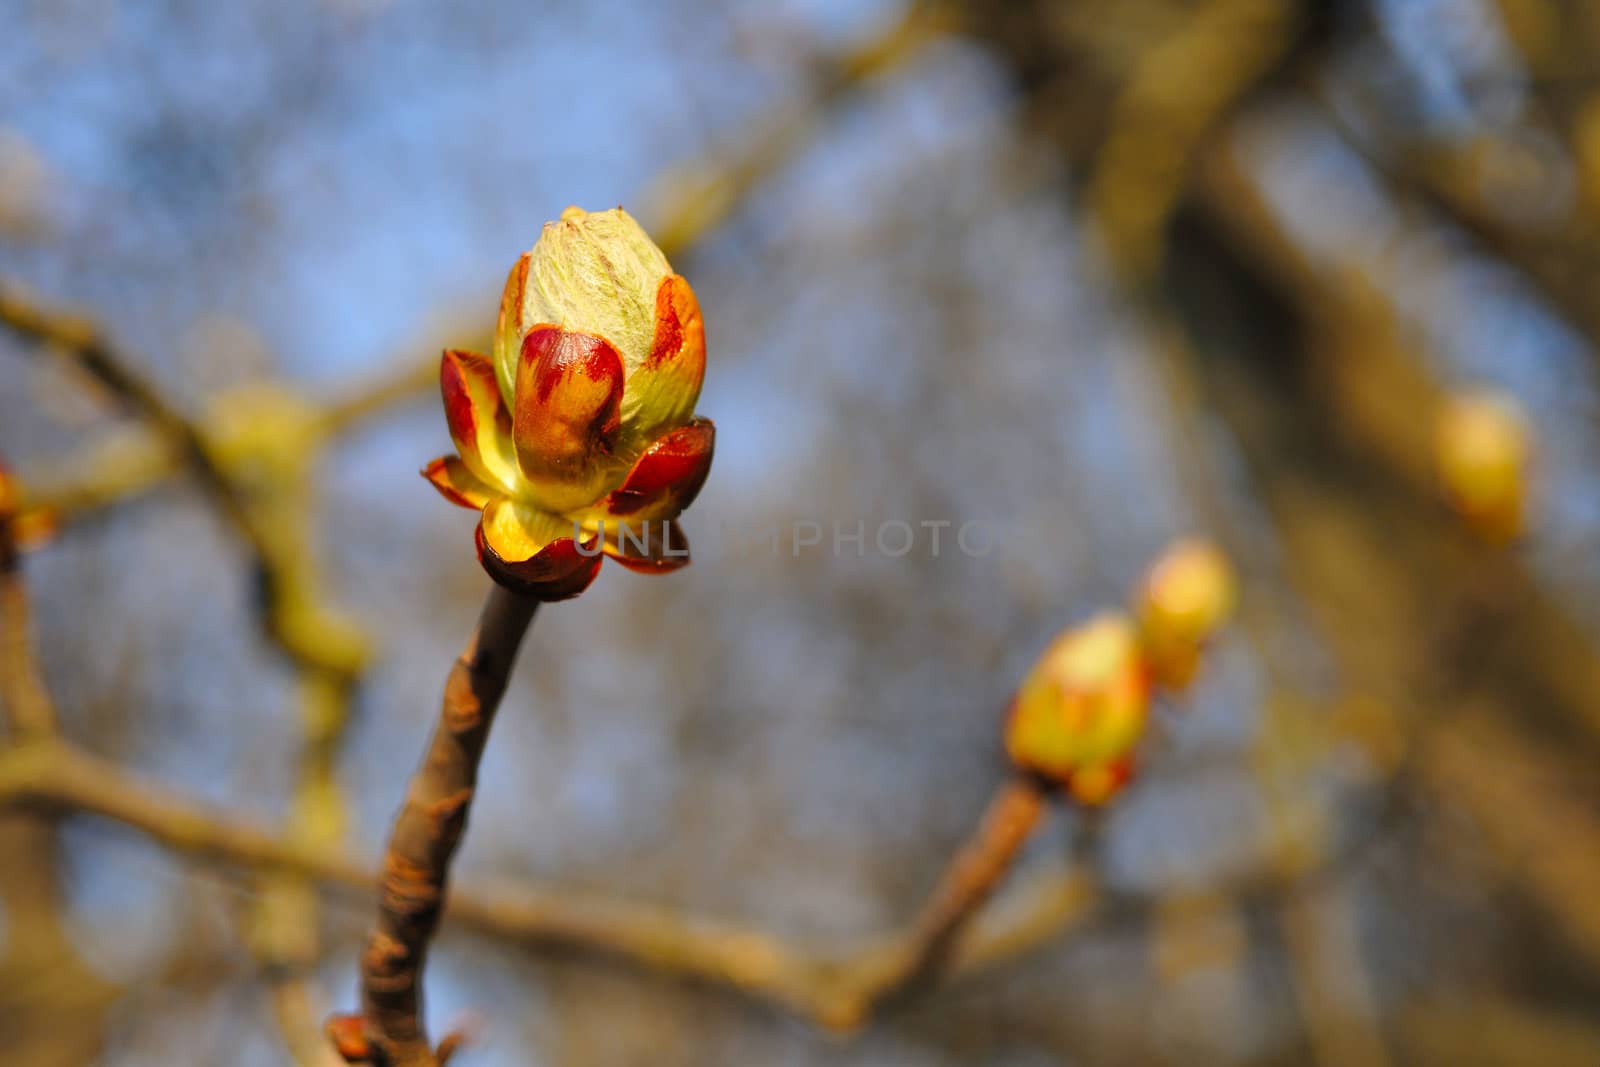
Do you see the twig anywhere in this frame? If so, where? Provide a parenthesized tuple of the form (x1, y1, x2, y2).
(315, 354, 440, 438)
(1275, 886, 1394, 1067)
(1419, 712, 1600, 969)
(14, 428, 183, 529)
(340, 585, 539, 1066)
(1309, 80, 1600, 365)
(0, 280, 268, 559)
(0, 477, 120, 1058)
(0, 730, 1106, 1028)
(4, 715, 1381, 1040)
(0, 508, 54, 742)
(1083, 0, 1302, 281)
(823, 774, 1047, 1030)
(255, 667, 365, 1066)
(0, 741, 367, 887)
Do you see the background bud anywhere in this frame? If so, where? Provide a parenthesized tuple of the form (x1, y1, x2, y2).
(1005, 613, 1150, 791)
(0, 460, 17, 518)
(1135, 538, 1236, 690)
(1066, 757, 1135, 807)
(1434, 388, 1531, 545)
(0, 460, 55, 552)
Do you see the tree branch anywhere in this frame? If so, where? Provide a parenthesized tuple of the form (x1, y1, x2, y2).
(0, 471, 119, 1059)
(337, 585, 538, 1066)
(824, 774, 1047, 1030)
(0, 281, 268, 559)
(1, 502, 54, 742)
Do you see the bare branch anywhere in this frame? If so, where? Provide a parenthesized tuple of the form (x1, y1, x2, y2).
(824, 774, 1047, 1030)
(0, 280, 268, 559)
(336, 586, 538, 1066)
(0, 502, 55, 742)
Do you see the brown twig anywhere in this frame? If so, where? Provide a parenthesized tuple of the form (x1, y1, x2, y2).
(335, 585, 538, 1066)
(0, 472, 120, 1059)
(896, 775, 1048, 975)
(823, 773, 1048, 1030)
(0, 507, 54, 743)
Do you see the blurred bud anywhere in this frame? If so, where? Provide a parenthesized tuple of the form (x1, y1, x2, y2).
(1135, 538, 1236, 690)
(0, 460, 57, 554)
(424, 207, 714, 600)
(1005, 613, 1150, 805)
(0, 460, 17, 518)
(1434, 389, 1531, 545)
(1065, 756, 1135, 807)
